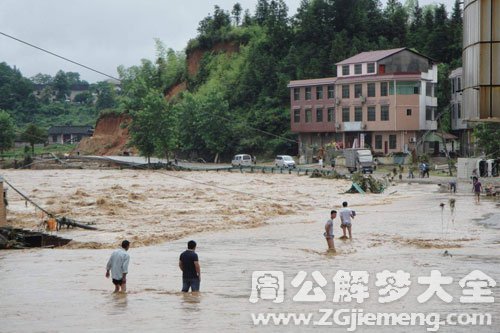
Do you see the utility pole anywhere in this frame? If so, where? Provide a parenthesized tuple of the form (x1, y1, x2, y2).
(0, 175, 6, 226)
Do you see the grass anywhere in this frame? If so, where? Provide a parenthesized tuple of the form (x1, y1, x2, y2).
(0, 144, 76, 159)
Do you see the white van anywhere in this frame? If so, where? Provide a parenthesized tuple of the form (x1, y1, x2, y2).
(275, 155, 296, 168)
(231, 154, 252, 166)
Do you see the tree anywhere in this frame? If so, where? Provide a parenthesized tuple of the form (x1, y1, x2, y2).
(0, 110, 15, 157)
(21, 124, 46, 155)
(94, 81, 117, 110)
(194, 88, 233, 163)
(473, 123, 500, 157)
(30, 73, 53, 85)
(73, 91, 94, 105)
(232, 3, 242, 26)
(128, 92, 170, 164)
(52, 70, 70, 101)
(449, 0, 463, 66)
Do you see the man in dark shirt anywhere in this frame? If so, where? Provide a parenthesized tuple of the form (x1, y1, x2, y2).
(179, 240, 201, 292)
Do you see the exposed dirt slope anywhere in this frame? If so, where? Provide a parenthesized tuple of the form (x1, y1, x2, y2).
(76, 42, 240, 156)
(77, 114, 134, 156)
(186, 42, 240, 77)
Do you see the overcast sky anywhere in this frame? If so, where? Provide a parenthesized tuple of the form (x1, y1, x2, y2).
(1, 0, 455, 83)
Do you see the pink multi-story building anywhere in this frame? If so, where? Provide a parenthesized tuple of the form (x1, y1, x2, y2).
(288, 48, 438, 160)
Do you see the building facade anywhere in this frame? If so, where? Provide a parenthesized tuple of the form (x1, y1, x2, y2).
(288, 48, 438, 161)
(463, 0, 500, 121)
(48, 126, 93, 144)
(449, 67, 475, 156)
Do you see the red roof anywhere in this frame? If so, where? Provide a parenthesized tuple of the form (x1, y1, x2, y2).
(336, 47, 407, 65)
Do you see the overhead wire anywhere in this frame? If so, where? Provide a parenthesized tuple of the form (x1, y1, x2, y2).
(1, 31, 444, 212)
(0, 31, 319, 152)
(0, 31, 122, 82)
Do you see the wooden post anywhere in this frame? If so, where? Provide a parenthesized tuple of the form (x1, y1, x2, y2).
(0, 175, 6, 226)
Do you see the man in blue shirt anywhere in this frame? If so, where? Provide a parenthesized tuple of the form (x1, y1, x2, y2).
(179, 240, 201, 292)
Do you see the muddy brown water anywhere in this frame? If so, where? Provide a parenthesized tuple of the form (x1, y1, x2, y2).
(0, 170, 498, 332)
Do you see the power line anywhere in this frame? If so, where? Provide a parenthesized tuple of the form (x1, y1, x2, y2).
(0, 31, 122, 82)
(0, 32, 329, 154)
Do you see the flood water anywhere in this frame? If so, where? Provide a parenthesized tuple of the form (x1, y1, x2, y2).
(0, 170, 499, 332)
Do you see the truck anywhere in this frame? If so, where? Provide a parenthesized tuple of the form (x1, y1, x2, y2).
(343, 148, 374, 174)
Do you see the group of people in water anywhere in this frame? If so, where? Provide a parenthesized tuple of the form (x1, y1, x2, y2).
(106, 239, 201, 293)
(104, 170, 491, 294)
(324, 201, 355, 252)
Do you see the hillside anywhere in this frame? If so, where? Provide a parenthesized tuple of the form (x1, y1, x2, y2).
(77, 113, 133, 156)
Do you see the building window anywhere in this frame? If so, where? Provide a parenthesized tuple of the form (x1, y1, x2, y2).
(293, 88, 300, 101)
(457, 104, 461, 118)
(406, 109, 412, 116)
(342, 65, 349, 75)
(380, 82, 388, 96)
(342, 107, 350, 122)
(354, 84, 362, 98)
(367, 63, 375, 73)
(355, 107, 362, 122)
(426, 83, 434, 97)
(342, 85, 350, 98)
(426, 106, 434, 120)
(52, 135, 58, 142)
(305, 109, 312, 122)
(316, 86, 323, 100)
(389, 135, 397, 149)
(327, 85, 334, 99)
(316, 108, 323, 122)
(305, 87, 311, 100)
(381, 105, 389, 121)
(375, 135, 382, 149)
(354, 64, 362, 74)
(389, 82, 397, 95)
(457, 78, 461, 91)
(395, 81, 420, 95)
(293, 109, 300, 123)
(367, 106, 376, 121)
(327, 108, 334, 122)
(367, 83, 375, 97)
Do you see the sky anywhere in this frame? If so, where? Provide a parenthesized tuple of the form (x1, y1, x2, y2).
(1, 0, 455, 83)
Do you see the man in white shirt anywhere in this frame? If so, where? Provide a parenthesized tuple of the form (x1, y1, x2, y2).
(339, 201, 355, 239)
(106, 240, 130, 293)
(324, 210, 336, 252)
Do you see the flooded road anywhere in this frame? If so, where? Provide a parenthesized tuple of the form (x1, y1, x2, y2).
(0, 170, 499, 332)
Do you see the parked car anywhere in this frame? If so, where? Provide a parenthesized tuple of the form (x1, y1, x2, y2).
(275, 155, 296, 168)
(231, 154, 253, 166)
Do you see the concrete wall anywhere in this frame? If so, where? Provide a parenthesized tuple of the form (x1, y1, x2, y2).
(457, 157, 481, 179)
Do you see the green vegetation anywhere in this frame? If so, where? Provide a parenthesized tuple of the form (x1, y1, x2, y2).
(121, 0, 464, 162)
(0, 110, 16, 156)
(0, 0, 472, 162)
(473, 123, 500, 158)
(0, 63, 111, 135)
(0, 144, 76, 160)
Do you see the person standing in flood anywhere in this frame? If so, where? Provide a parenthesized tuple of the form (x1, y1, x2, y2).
(106, 240, 130, 293)
(339, 201, 355, 239)
(472, 177, 483, 203)
(179, 240, 201, 292)
(324, 210, 337, 252)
